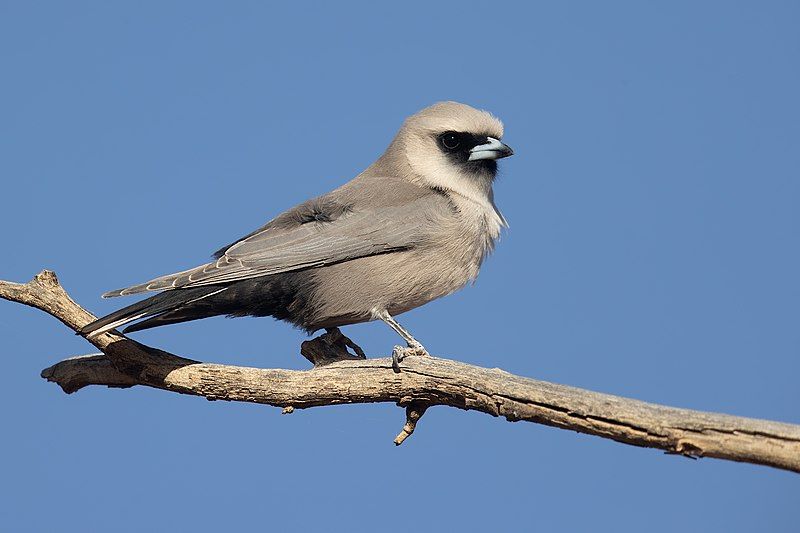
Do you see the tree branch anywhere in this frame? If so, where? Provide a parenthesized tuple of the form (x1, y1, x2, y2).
(3, 271, 800, 473)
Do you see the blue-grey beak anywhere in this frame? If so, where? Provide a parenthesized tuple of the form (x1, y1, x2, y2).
(468, 137, 514, 161)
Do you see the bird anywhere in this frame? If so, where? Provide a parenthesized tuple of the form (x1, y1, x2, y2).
(80, 101, 514, 366)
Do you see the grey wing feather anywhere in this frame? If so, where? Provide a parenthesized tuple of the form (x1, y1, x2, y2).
(103, 195, 439, 298)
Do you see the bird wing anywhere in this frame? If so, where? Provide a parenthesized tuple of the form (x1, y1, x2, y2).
(103, 194, 440, 297)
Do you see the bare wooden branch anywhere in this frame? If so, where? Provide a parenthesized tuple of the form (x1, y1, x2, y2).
(394, 402, 428, 445)
(3, 271, 800, 473)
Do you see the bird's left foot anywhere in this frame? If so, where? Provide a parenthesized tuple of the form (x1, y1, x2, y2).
(392, 342, 429, 373)
(301, 327, 366, 366)
(338, 331, 366, 359)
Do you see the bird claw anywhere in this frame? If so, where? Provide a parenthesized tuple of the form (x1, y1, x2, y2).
(392, 343, 429, 373)
(340, 332, 366, 359)
(301, 327, 366, 366)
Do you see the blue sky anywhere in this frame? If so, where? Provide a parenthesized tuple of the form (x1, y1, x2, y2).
(1, 1, 798, 531)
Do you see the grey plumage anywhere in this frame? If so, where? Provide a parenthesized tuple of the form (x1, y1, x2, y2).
(80, 102, 514, 350)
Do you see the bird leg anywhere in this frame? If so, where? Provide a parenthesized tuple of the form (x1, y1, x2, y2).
(373, 310, 429, 372)
(300, 327, 366, 367)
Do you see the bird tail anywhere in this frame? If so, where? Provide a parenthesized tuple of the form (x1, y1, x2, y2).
(79, 286, 228, 338)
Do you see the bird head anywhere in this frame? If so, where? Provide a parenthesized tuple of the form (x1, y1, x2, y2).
(393, 101, 513, 200)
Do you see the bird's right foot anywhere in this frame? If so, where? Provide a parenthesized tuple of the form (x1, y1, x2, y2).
(391, 342, 429, 373)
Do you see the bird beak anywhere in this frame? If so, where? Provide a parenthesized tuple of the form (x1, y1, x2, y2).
(468, 137, 514, 161)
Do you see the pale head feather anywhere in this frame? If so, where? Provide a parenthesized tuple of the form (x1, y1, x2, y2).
(401, 101, 504, 140)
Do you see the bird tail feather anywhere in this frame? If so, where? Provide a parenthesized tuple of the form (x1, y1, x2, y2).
(80, 286, 228, 338)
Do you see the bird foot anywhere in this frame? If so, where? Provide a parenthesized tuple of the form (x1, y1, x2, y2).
(301, 327, 366, 367)
(391, 343, 429, 373)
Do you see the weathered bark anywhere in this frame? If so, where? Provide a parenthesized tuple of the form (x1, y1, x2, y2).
(3, 271, 799, 473)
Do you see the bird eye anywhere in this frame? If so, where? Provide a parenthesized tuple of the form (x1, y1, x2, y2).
(440, 132, 461, 151)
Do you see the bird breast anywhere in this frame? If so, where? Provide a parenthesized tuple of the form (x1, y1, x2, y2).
(306, 194, 502, 328)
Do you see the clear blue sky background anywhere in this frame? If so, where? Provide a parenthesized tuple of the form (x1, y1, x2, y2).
(1, 2, 798, 531)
